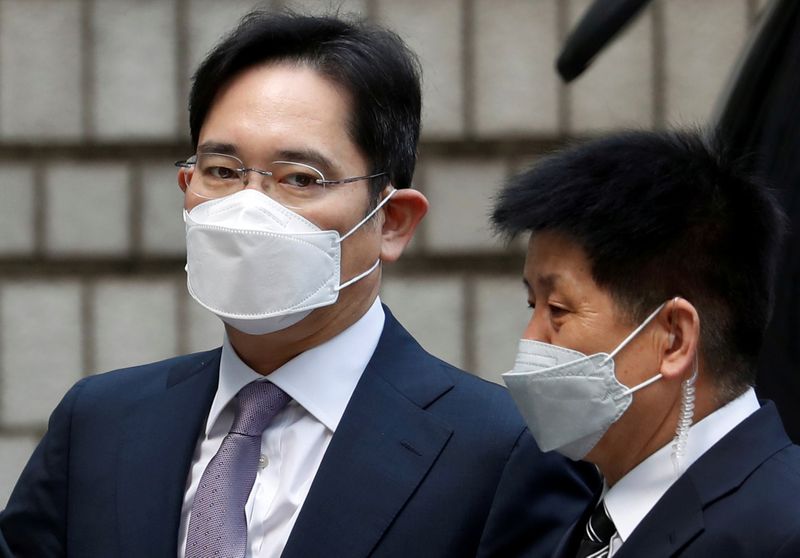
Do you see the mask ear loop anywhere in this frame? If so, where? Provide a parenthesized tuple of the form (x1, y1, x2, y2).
(335, 259, 381, 291)
(608, 300, 676, 399)
(335, 188, 397, 292)
(338, 187, 397, 243)
(601, 300, 668, 366)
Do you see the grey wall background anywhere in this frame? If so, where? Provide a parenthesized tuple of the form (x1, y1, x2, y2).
(0, 0, 765, 503)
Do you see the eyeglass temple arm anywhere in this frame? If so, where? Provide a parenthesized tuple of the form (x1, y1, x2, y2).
(318, 171, 388, 185)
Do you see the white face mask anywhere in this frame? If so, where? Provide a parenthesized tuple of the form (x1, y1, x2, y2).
(502, 302, 667, 461)
(184, 188, 395, 335)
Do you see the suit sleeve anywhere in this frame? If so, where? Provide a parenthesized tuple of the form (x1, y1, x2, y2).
(0, 377, 89, 557)
(476, 428, 600, 558)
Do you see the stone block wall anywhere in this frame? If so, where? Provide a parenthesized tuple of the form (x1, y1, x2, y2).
(0, 0, 761, 503)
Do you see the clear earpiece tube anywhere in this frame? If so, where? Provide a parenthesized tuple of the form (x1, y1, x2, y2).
(671, 353, 698, 475)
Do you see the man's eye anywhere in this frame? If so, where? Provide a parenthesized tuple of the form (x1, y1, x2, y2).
(207, 166, 238, 180)
(280, 172, 320, 188)
(549, 305, 568, 318)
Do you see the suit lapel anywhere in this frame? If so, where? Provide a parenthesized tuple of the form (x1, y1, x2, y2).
(552, 491, 601, 558)
(116, 350, 220, 558)
(617, 402, 792, 557)
(550, 477, 705, 558)
(282, 308, 455, 557)
(616, 478, 704, 557)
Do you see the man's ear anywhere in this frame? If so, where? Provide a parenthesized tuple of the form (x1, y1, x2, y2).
(379, 188, 428, 262)
(177, 167, 192, 193)
(660, 297, 701, 382)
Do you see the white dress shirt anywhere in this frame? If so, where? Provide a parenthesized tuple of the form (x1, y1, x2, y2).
(177, 297, 385, 558)
(603, 387, 760, 556)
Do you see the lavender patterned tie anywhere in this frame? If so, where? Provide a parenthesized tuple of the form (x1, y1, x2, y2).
(185, 381, 291, 558)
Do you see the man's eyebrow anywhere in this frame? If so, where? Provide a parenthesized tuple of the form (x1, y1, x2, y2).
(197, 141, 238, 156)
(524, 274, 559, 292)
(275, 149, 337, 174)
(195, 144, 338, 174)
(538, 274, 558, 289)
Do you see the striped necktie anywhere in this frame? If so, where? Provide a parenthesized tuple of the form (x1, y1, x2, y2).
(575, 499, 616, 558)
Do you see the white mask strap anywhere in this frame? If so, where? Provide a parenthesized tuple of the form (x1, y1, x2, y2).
(602, 301, 668, 365)
(615, 372, 664, 399)
(339, 188, 397, 243)
(335, 258, 381, 291)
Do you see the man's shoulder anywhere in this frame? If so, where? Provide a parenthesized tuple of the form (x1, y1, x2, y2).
(733, 438, 800, 503)
(432, 353, 517, 412)
(679, 405, 800, 547)
(715, 401, 800, 485)
(430, 358, 535, 460)
(690, 401, 800, 501)
(380, 320, 525, 440)
(43, 348, 221, 443)
(682, 440, 800, 554)
(381, 307, 518, 400)
(619, 406, 800, 556)
(770, 440, 800, 477)
(76, 348, 221, 401)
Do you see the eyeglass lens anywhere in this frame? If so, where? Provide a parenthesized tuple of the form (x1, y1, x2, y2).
(188, 153, 328, 208)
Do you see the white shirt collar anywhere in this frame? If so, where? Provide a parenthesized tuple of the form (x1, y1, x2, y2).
(205, 296, 385, 436)
(604, 387, 760, 543)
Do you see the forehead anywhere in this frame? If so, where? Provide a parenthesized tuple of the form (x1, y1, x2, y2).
(523, 232, 594, 288)
(525, 231, 633, 319)
(199, 62, 360, 169)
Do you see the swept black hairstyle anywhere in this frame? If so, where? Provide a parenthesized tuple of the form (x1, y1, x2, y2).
(188, 10, 422, 199)
(492, 130, 786, 401)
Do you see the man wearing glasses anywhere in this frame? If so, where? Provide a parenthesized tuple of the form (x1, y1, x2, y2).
(0, 11, 595, 558)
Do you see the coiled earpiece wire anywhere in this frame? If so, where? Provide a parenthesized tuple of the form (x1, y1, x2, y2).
(669, 297, 698, 475)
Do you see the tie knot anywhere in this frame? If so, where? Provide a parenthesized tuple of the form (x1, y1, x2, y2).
(575, 499, 616, 558)
(587, 500, 615, 545)
(230, 381, 290, 436)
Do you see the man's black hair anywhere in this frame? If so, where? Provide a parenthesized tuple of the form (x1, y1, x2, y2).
(188, 10, 422, 199)
(492, 130, 786, 401)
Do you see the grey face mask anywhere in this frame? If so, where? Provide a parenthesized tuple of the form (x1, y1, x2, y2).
(502, 302, 667, 461)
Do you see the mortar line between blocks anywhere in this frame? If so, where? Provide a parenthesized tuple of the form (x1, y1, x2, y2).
(556, 0, 572, 134)
(81, 0, 95, 139)
(651, 0, 666, 129)
(81, 279, 96, 376)
(461, 0, 476, 137)
(463, 274, 476, 373)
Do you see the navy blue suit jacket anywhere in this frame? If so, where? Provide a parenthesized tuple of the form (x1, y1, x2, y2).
(554, 402, 800, 557)
(1, 307, 597, 557)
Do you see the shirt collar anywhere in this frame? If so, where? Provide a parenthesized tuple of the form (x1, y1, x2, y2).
(604, 387, 759, 542)
(205, 297, 385, 436)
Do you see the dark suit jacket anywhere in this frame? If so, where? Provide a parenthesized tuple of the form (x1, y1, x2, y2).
(1, 307, 597, 557)
(554, 402, 800, 557)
